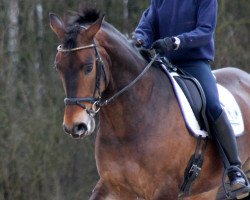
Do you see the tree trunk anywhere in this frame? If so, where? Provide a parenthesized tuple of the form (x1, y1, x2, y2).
(123, 0, 129, 34)
(34, 1, 43, 70)
(8, 0, 19, 65)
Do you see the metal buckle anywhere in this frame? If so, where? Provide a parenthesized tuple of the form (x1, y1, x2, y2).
(189, 164, 201, 177)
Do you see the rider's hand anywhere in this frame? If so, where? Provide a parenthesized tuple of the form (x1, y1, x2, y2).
(151, 37, 176, 55)
(131, 35, 144, 48)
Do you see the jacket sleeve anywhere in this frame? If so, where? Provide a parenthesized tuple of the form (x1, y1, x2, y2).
(178, 0, 218, 49)
(135, 0, 158, 48)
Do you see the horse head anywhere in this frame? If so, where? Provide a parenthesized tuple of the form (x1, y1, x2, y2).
(50, 11, 109, 138)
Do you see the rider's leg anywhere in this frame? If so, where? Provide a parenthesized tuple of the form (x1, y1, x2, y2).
(176, 60, 249, 194)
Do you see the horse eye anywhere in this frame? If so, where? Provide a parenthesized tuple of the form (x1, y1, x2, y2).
(84, 64, 93, 74)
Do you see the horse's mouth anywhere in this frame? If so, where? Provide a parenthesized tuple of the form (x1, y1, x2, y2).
(70, 132, 88, 139)
(70, 128, 92, 139)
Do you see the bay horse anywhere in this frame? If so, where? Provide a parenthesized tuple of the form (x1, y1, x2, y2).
(49, 9, 250, 200)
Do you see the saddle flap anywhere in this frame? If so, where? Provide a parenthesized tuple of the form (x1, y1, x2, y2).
(173, 75, 204, 129)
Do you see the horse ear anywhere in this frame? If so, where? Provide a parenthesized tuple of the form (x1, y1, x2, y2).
(84, 15, 105, 40)
(49, 13, 66, 41)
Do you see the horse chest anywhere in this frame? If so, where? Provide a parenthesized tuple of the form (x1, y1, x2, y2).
(99, 159, 151, 196)
(96, 142, 165, 197)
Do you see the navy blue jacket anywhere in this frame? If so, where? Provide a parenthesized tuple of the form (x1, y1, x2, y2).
(135, 0, 218, 62)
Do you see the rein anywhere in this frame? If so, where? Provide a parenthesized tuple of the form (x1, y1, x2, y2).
(57, 42, 158, 116)
(97, 53, 159, 107)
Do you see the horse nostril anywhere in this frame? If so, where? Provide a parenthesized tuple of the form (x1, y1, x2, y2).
(63, 123, 88, 138)
(74, 123, 87, 134)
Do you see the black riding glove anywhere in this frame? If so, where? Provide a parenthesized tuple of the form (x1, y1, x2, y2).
(151, 37, 176, 55)
(139, 48, 152, 62)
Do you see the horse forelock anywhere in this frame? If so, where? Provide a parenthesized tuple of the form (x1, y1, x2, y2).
(74, 8, 100, 24)
(63, 8, 101, 49)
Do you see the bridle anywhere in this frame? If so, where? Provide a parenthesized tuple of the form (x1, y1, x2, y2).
(58, 41, 107, 116)
(57, 40, 158, 117)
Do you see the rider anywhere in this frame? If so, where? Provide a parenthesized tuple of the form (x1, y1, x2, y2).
(133, 0, 250, 197)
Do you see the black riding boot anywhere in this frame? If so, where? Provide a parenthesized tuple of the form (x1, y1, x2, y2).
(213, 110, 250, 198)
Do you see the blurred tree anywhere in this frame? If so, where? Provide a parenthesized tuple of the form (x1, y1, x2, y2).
(123, 0, 129, 34)
(8, 0, 19, 65)
(215, 0, 250, 70)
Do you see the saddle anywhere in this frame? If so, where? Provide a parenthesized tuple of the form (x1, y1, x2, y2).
(152, 57, 244, 138)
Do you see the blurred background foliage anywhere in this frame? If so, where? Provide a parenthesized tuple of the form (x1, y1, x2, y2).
(0, 0, 249, 199)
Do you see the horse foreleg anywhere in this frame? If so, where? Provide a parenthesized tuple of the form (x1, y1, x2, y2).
(89, 180, 109, 200)
(89, 179, 139, 200)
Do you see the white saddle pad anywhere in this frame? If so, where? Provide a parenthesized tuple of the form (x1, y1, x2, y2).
(169, 73, 244, 138)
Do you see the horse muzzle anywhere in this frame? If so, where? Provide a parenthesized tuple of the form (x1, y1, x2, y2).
(63, 117, 95, 139)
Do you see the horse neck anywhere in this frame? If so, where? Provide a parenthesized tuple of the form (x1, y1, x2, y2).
(100, 30, 145, 89)
(98, 29, 176, 138)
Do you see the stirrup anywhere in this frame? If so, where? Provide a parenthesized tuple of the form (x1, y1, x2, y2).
(222, 166, 250, 199)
